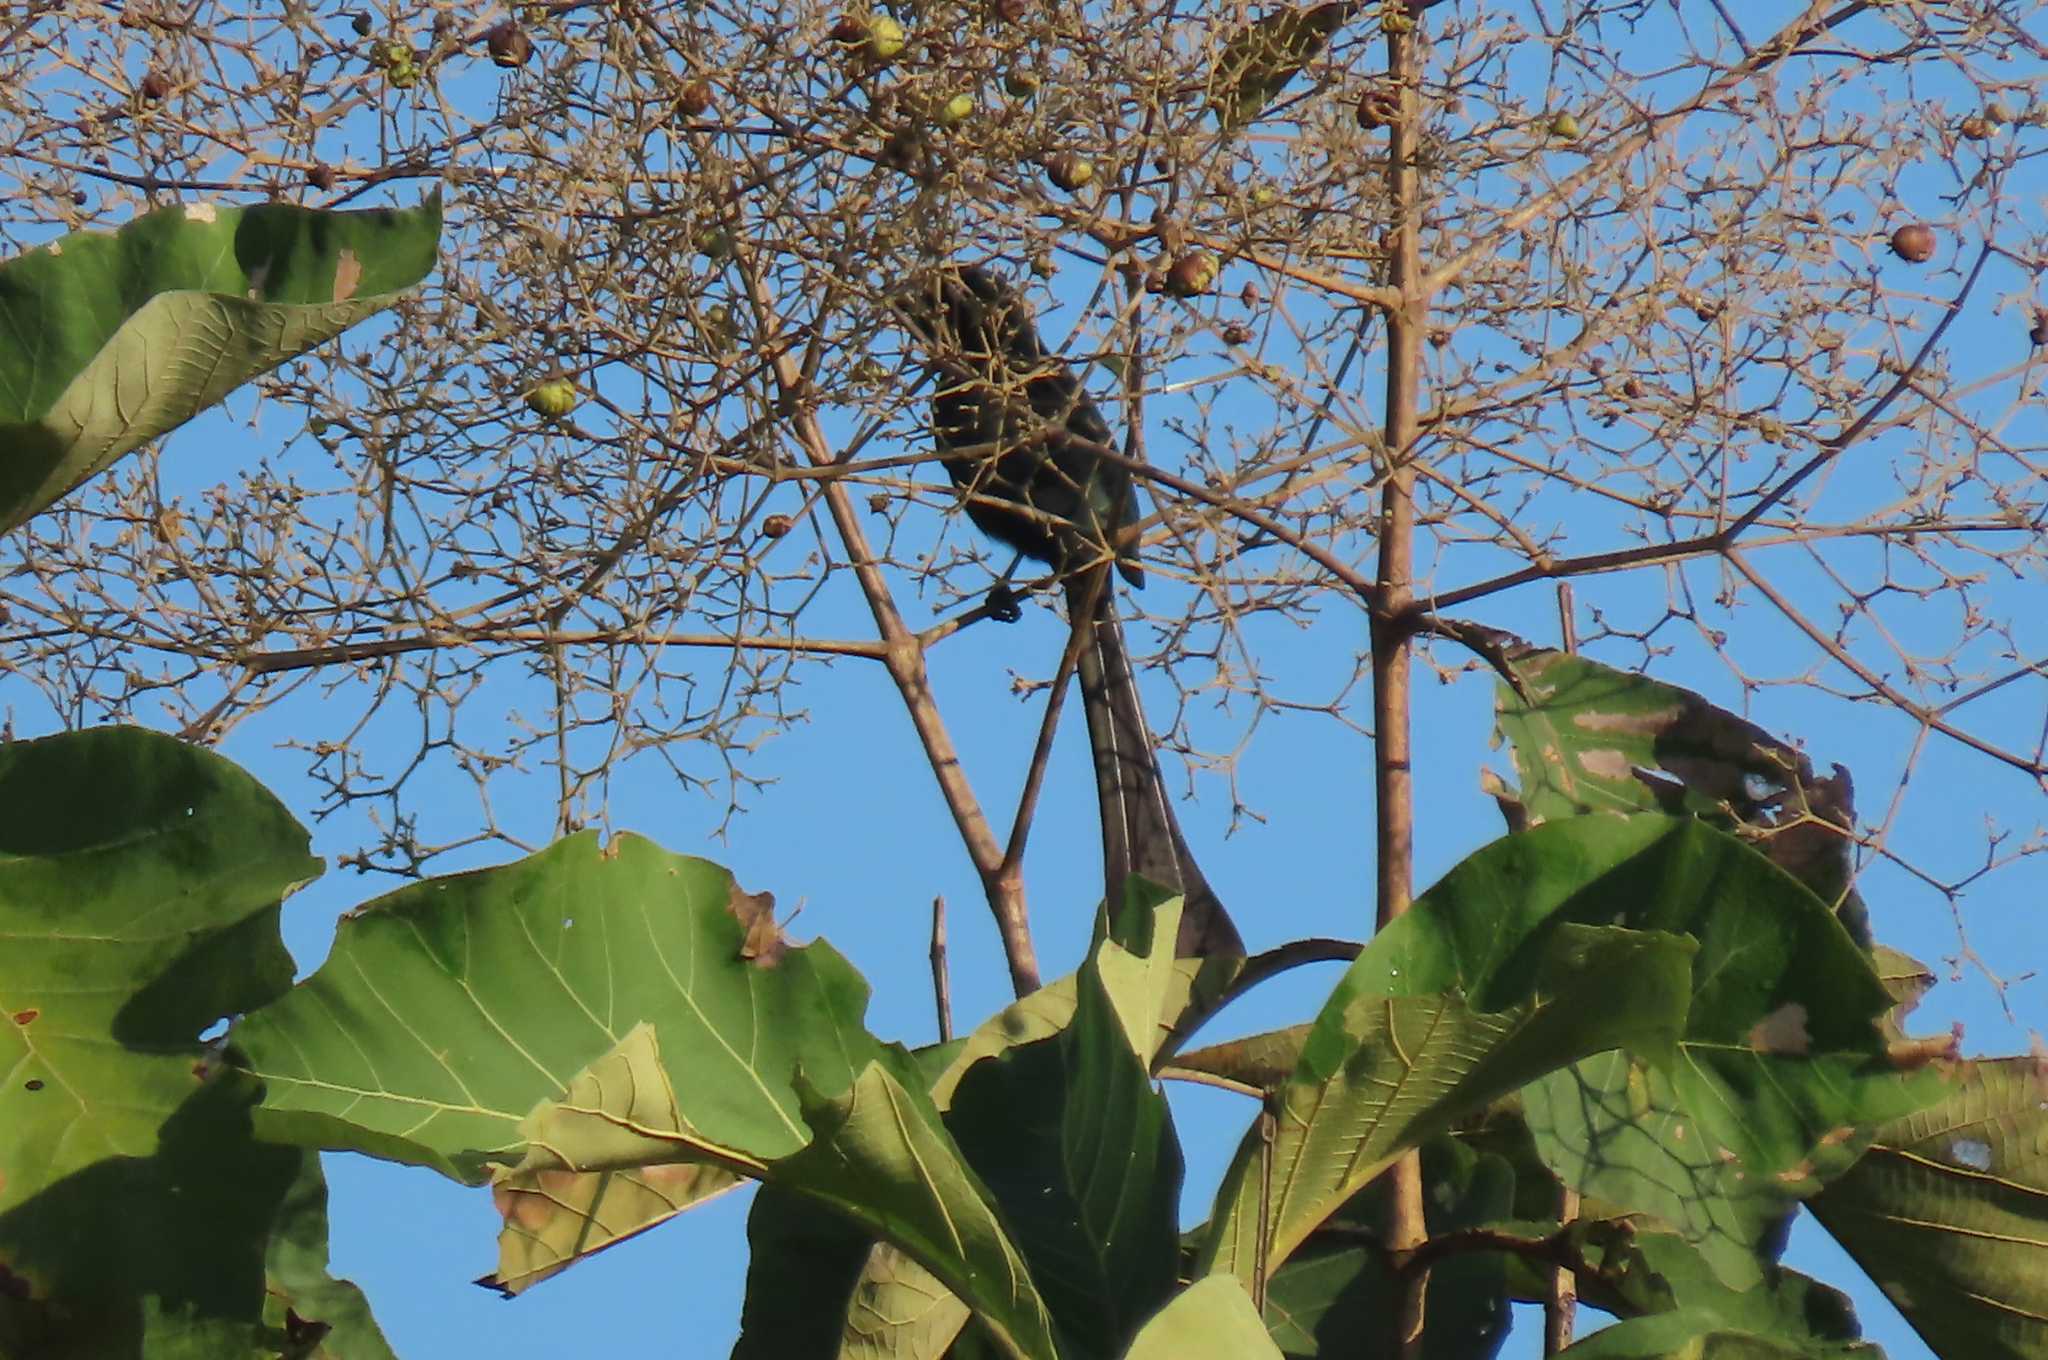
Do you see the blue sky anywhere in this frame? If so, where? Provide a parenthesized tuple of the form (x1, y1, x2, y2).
(6, 2, 2044, 1355)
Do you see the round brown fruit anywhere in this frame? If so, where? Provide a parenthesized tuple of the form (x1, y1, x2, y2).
(675, 79, 714, 117)
(1355, 87, 1399, 129)
(486, 20, 532, 68)
(1044, 151, 1095, 191)
(1889, 224, 1936, 263)
(1165, 251, 1219, 298)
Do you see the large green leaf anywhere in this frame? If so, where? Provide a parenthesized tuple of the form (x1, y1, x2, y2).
(808, 889, 1223, 1360)
(1260, 1136, 1515, 1359)
(1808, 1057, 2048, 1360)
(732, 1186, 875, 1359)
(1124, 1277, 1283, 1360)
(1493, 650, 1867, 940)
(1199, 917, 1694, 1285)
(484, 1157, 745, 1296)
(0, 194, 442, 530)
(234, 832, 1057, 1358)
(731, 1047, 976, 1360)
(0, 726, 386, 1357)
(840, 1246, 972, 1359)
(1409, 817, 1944, 1284)
(944, 901, 1187, 1355)
(1553, 1311, 1878, 1359)
(772, 1056, 1058, 1360)
(234, 833, 870, 1181)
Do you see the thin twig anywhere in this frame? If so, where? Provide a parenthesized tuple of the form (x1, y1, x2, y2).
(1000, 568, 1104, 879)
(930, 896, 953, 1043)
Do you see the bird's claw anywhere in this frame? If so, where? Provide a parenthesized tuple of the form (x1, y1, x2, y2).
(985, 583, 1024, 624)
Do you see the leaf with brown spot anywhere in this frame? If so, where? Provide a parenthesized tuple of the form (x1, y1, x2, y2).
(0, 193, 441, 531)
(1494, 648, 1870, 942)
(728, 882, 786, 966)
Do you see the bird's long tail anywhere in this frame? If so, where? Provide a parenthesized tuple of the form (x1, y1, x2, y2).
(1066, 572, 1245, 959)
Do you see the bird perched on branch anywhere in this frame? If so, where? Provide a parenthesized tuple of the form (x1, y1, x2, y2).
(896, 265, 1245, 960)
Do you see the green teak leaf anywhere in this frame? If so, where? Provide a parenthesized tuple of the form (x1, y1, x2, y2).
(945, 897, 1187, 1354)
(732, 1185, 876, 1359)
(234, 833, 874, 1182)
(1416, 817, 1944, 1285)
(0, 193, 442, 530)
(1260, 1136, 1514, 1359)
(1200, 916, 1694, 1284)
(0, 726, 386, 1357)
(1124, 1277, 1283, 1360)
(486, 1154, 745, 1295)
(1809, 1057, 2048, 1360)
(774, 1056, 1059, 1360)
(1493, 649, 1867, 940)
(235, 832, 1055, 1357)
(838, 1246, 972, 1360)
(1552, 1309, 1878, 1359)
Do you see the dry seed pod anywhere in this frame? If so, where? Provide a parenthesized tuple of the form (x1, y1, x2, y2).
(486, 21, 532, 68)
(1889, 224, 1936, 263)
(675, 80, 714, 117)
(1044, 151, 1095, 191)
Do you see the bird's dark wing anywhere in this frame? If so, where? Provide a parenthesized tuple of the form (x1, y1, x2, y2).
(900, 266, 1142, 586)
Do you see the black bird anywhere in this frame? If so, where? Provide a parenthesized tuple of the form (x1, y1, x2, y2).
(897, 266, 1245, 960)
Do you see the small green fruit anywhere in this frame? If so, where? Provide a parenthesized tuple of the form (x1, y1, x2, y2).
(1548, 111, 1581, 140)
(696, 226, 735, 261)
(933, 92, 974, 127)
(525, 379, 578, 419)
(701, 304, 737, 356)
(865, 14, 907, 61)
